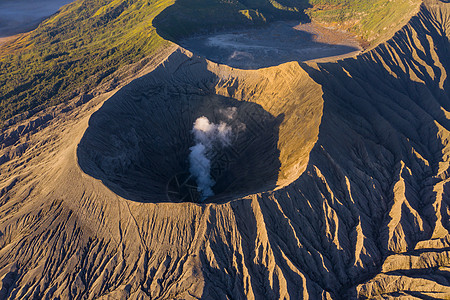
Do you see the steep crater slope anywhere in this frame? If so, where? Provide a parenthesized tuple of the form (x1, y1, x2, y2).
(0, 0, 450, 299)
(306, 0, 423, 47)
(0, 0, 422, 124)
(153, 0, 424, 69)
(152, 0, 310, 40)
(294, 0, 450, 297)
(77, 51, 323, 203)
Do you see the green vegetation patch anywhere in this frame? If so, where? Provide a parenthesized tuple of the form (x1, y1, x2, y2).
(306, 0, 422, 45)
(0, 0, 174, 126)
(0, 0, 421, 126)
(0, 0, 310, 126)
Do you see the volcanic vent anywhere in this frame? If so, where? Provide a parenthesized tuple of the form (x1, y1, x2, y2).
(78, 59, 282, 203)
(77, 50, 323, 203)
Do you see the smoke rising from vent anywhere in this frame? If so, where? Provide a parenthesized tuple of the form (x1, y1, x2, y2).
(189, 116, 232, 201)
(219, 107, 237, 120)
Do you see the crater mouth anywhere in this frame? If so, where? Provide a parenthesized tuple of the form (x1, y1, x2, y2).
(77, 51, 324, 204)
(179, 22, 362, 69)
(78, 93, 282, 203)
(77, 58, 283, 203)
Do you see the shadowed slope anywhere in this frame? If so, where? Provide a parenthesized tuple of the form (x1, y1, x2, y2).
(296, 0, 450, 297)
(153, 0, 310, 41)
(0, 49, 324, 298)
(180, 22, 361, 69)
(77, 56, 284, 203)
(0, 0, 449, 299)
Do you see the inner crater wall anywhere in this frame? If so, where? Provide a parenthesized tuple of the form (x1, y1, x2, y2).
(77, 50, 324, 203)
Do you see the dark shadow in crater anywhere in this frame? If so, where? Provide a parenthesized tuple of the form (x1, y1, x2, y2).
(77, 57, 283, 204)
(177, 22, 362, 69)
(152, 0, 311, 41)
(153, 0, 360, 69)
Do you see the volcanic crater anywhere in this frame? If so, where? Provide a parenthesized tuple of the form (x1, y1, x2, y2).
(179, 21, 362, 69)
(77, 51, 323, 203)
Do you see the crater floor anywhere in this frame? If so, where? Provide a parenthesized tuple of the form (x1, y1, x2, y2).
(180, 22, 362, 69)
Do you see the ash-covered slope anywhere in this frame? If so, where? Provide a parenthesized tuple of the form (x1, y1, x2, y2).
(0, 0, 449, 299)
(308, 0, 450, 297)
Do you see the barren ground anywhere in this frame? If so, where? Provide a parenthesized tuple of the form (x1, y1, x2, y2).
(1, 0, 450, 299)
(181, 21, 362, 69)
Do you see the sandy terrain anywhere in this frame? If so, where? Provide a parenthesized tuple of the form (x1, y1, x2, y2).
(181, 21, 362, 69)
(0, 0, 449, 299)
(0, 36, 16, 46)
(0, 0, 74, 38)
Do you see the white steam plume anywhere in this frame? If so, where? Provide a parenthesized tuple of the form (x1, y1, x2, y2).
(219, 107, 237, 120)
(189, 116, 232, 201)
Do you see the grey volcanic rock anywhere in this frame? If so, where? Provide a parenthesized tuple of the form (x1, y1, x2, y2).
(0, 0, 449, 299)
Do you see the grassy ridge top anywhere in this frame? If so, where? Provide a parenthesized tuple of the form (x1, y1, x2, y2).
(0, 0, 310, 126)
(0, 0, 422, 126)
(307, 0, 422, 45)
